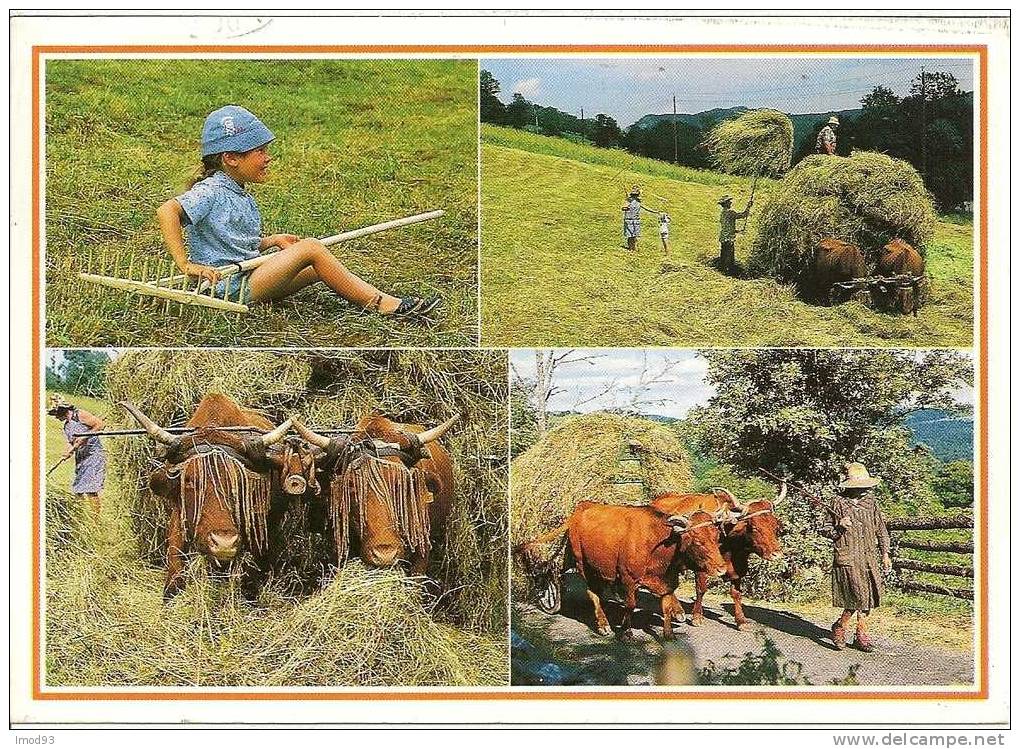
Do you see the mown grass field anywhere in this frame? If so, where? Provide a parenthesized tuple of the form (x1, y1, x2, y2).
(481, 126, 974, 347)
(45, 60, 478, 348)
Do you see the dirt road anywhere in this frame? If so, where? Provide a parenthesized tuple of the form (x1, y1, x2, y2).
(512, 579, 974, 687)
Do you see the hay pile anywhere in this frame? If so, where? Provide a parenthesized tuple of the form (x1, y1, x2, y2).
(748, 151, 937, 283)
(510, 412, 693, 596)
(48, 349, 508, 687)
(703, 109, 794, 177)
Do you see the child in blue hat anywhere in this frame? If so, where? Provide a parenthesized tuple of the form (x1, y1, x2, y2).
(156, 105, 439, 319)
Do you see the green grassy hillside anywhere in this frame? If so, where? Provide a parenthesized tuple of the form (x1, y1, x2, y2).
(46, 60, 478, 348)
(481, 126, 974, 347)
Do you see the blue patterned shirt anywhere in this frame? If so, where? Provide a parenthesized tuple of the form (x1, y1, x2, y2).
(176, 170, 262, 267)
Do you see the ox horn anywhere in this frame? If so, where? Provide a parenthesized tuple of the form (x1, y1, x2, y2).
(416, 412, 461, 445)
(666, 514, 690, 532)
(119, 401, 178, 446)
(291, 417, 332, 450)
(712, 486, 747, 515)
(259, 417, 293, 447)
(774, 480, 788, 505)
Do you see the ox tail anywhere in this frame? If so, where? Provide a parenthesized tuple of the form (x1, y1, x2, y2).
(516, 523, 569, 615)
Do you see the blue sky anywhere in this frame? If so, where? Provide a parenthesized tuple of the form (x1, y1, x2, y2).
(482, 57, 974, 128)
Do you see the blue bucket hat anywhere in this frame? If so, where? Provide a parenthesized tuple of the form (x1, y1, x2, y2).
(201, 105, 275, 157)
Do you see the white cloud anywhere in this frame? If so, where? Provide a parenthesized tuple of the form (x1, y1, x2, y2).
(512, 77, 542, 97)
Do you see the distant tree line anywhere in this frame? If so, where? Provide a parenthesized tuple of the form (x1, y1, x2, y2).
(482, 68, 972, 210)
(46, 350, 110, 397)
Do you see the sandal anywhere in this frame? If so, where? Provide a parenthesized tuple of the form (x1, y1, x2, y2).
(391, 296, 442, 320)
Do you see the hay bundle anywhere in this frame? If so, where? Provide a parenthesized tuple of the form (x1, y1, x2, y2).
(510, 412, 693, 595)
(703, 109, 794, 177)
(748, 151, 936, 283)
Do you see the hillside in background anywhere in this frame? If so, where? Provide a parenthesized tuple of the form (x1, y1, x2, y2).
(630, 106, 864, 153)
(904, 409, 974, 462)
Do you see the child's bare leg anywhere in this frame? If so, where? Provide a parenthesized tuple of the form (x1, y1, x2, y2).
(247, 239, 401, 312)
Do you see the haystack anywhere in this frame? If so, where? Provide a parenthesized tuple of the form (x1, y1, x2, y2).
(703, 109, 794, 178)
(50, 348, 509, 686)
(510, 412, 693, 595)
(747, 151, 936, 284)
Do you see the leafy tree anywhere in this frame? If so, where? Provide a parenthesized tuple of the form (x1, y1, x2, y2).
(510, 378, 539, 459)
(591, 113, 622, 148)
(934, 460, 974, 509)
(861, 85, 900, 110)
(479, 69, 506, 124)
(910, 70, 962, 101)
(691, 349, 971, 507)
(56, 350, 111, 396)
(504, 92, 533, 130)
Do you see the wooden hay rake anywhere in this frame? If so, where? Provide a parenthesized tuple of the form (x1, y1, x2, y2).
(78, 210, 444, 314)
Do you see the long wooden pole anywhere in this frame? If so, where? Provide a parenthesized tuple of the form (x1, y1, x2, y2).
(163, 209, 445, 285)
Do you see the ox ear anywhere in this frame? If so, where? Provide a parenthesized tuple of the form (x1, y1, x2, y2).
(666, 515, 689, 534)
(148, 465, 179, 499)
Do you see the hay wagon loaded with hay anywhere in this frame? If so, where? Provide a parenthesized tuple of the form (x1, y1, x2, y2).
(748, 151, 934, 314)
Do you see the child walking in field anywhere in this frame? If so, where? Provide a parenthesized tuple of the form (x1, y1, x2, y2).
(659, 213, 670, 254)
(157, 105, 440, 319)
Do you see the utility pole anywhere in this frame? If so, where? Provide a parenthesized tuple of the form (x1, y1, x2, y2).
(672, 95, 678, 164)
(920, 66, 928, 183)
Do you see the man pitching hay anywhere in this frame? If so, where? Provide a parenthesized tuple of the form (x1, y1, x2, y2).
(816, 116, 840, 155)
(717, 194, 753, 276)
(819, 462, 891, 653)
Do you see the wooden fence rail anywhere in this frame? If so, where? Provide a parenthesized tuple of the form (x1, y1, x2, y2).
(886, 513, 974, 601)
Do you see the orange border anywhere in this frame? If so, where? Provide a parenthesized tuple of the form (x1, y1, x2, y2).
(31, 44, 989, 704)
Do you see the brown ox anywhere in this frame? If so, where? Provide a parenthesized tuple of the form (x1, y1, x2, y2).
(662, 485, 786, 630)
(121, 394, 293, 599)
(812, 238, 868, 305)
(523, 496, 728, 640)
(874, 238, 926, 315)
(292, 413, 459, 573)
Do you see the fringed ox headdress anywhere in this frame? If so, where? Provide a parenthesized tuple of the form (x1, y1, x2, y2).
(165, 450, 273, 555)
(329, 452, 431, 563)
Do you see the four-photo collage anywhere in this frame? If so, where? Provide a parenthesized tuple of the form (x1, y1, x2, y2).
(42, 53, 979, 695)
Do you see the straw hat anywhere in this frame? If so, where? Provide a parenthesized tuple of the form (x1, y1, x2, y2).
(47, 394, 74, 415)
(828, 116, 840, 126)
(629, 185, 641, 197)
(718, 195, 733, 206)
(839, 462, 880, 490)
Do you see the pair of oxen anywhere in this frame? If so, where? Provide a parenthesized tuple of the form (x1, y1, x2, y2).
(519, 483, 787, 640)
(813, 237, 926, 313)
(121, 394, 458, 600)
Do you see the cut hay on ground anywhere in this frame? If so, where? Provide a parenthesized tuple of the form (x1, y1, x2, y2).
(748, 151, 937, 284)
(702, 109, 794, 178)
(46, 489, 505, 687)
(510, 412, 693, 595)
(48, 349, 508, 687)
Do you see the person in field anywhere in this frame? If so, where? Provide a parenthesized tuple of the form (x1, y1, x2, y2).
(820, 462, 892, 653)
(717, 194, 752, 276)
(659, 212, 671, 254)
(156, 105, 439, 319)
(48, 394, 106, 517)
(816, 116, 840, 155)
(621, 186, 657, 252)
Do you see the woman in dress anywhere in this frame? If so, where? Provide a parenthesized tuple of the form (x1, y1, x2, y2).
(48, 395, 107, 516)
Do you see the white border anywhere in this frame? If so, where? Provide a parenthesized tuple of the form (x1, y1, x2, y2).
(9, 12, 1010, 726)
